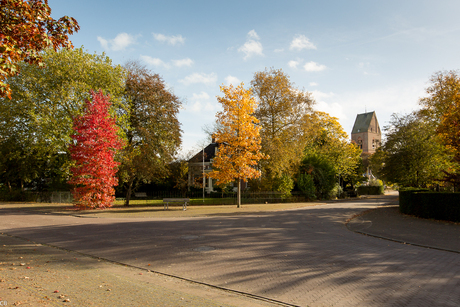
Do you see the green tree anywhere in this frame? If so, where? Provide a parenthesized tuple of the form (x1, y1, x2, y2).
(299, 153, 336, 199)
(305, 111, 363, 190)
(0, 48, 127, 192)
(0, 0, 79, 98)
(0, 47, 127, 154)
(418, 70, 460, 186)
(370, 113, 451, 187)
(119, 61, 182, 206)
(251, 68, 315, 188)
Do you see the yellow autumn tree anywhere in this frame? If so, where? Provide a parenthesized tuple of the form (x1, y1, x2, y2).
(209, 83, 267, 208)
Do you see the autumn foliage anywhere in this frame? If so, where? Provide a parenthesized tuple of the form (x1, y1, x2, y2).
(69, 90, 124, 210)
(0, 0, 79, 98)
(209, 84, 267, 207)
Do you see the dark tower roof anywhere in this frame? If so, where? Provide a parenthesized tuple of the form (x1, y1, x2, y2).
(352, 111, 378, 134)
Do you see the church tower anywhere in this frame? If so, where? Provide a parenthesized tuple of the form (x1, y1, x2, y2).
(351, 111, 381, 155)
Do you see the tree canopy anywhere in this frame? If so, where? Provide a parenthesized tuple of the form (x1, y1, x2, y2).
(119, 61, 182, 206)
(305, 111, 363, 187)
(418, 70, 460, 186)
(0, 47, 127, 154)
(369, 113, 451, 188)
(0, 48, 127, 192)
(251, 67, 314, 188)
(0, 0, 79, 98)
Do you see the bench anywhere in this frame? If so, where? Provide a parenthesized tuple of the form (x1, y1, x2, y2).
(163, 198, 190, 211)
(134, 192, 147, 198)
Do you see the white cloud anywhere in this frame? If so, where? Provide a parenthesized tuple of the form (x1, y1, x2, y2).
(97, 33, 137, 51)
(309, 82, 318, 87)
(180, 73, 217, 85)
(304, 61, 327, 72)
(153, 33, 185, 45)
(97, 37, 109, 49)
(311, 90, 335, 101)
(140, 56, 194, 69)
(225, 75, 241, 86)
(192, 91, 211, 101)
(288, 60, 299, 68)
(189, 91, 220, 113)
(247, 29, 260, 40)
(290, 35, 317, 51)
(238, 30, 264, 60)
(140, 55, 170, 68)
(274, 48, 284, 53)
(173, 58, 194, 67)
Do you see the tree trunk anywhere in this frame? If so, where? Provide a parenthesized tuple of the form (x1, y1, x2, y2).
(124, 176, 135, 207)
(237, 179, 241, 208)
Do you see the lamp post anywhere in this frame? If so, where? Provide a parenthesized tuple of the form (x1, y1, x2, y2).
(202, 147, 205, 202)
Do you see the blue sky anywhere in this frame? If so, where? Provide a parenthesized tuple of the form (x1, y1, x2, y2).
(50, 0, 460, 154)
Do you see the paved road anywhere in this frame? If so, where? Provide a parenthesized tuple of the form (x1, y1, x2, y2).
(1, 194, 459, 306)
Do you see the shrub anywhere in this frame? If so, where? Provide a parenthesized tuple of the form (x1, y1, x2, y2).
(399, 189, 460, 222)
(298, 173, 316, 200)
(357, 185, 384, 195)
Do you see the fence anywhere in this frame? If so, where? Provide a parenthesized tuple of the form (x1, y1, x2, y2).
(50, 191, 73, 204)
(118, 190, 309, 206)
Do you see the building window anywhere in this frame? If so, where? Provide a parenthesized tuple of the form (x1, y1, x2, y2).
(372, 139, 375, 149)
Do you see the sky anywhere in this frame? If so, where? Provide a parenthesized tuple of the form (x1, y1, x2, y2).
(49, 0, 460, 155)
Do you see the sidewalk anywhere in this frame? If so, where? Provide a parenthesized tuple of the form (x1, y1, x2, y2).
(0, 234, 277, 307)
(347, 203, 460, 253)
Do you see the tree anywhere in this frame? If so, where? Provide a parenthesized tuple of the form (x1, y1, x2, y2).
(209, 83, 266, 208)
(119, 61, 182, 206)
(419, 70, 460, 186)
(298, 153, 336, 199)
(69, 90, 124, 210)
(0, 0, 79, 98)
(251, 68, 314, 188)
(369, 113, 451, 188)
(304, 112, 363, 190)
(0, 47, 127, 184)
(437, 97, 460, 185)
(307, 112, 362, 183)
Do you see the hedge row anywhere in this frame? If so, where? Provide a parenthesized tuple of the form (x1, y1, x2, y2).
(399, 189, 460, 222)
(357, 186, 384, 195)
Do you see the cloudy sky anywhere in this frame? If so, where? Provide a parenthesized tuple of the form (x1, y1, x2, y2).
(50, 0, 460, 154)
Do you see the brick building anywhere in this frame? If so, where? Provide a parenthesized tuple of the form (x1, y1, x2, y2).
(351, 111, 381, 155)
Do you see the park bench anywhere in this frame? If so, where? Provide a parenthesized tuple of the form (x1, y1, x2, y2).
(163, 198, 190, 211)
(134, 192, 147, 198)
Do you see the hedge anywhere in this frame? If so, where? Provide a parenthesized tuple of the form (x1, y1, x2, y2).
(357, 185, 384, 195)
(399, 189, 460, 222)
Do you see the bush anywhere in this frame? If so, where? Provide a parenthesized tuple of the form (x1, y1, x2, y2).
(298, 173, 316, 200)
(0, 188, 41, 202)
(357, 185, 384, 195)
(399, 189, 460, 222)
(299, 154, 336, 199)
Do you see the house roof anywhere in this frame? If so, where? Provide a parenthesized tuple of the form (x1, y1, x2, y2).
(351, 111, 378, 134)
(188, 142, 218, 163)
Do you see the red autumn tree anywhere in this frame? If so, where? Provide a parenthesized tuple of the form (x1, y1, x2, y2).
(69, 90, 124, 210)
